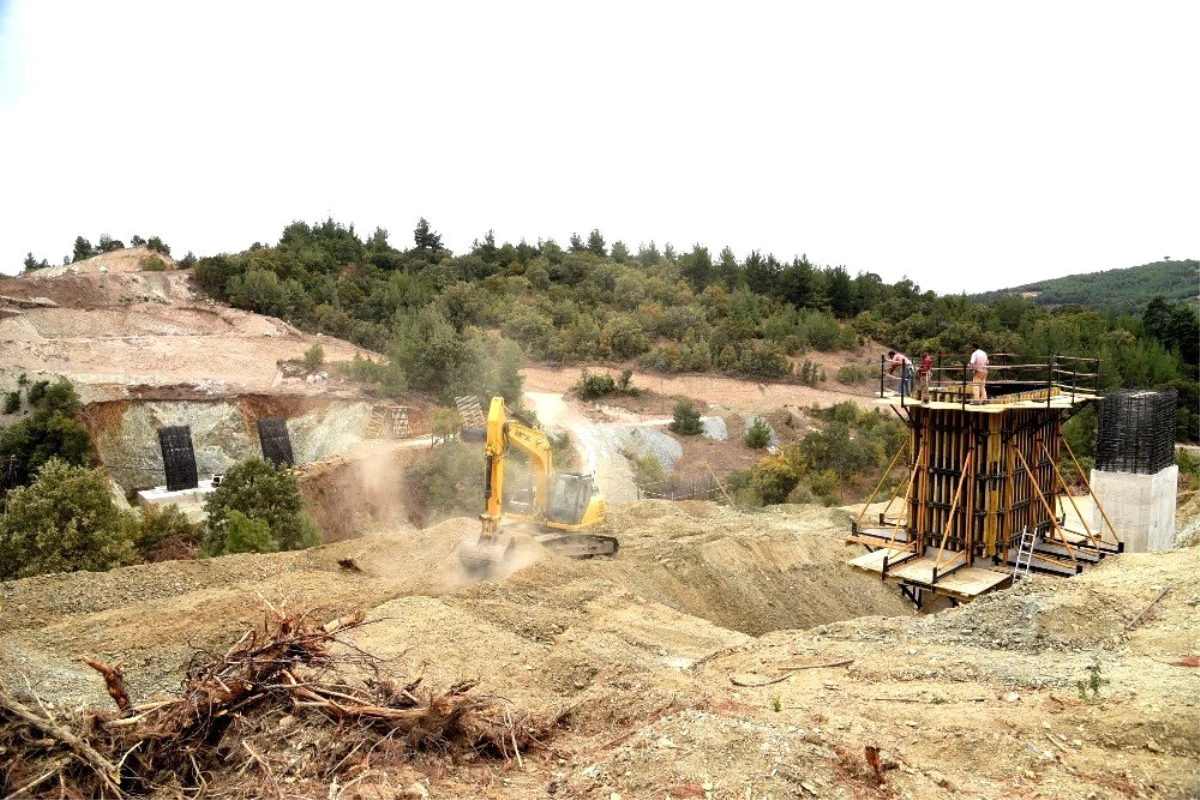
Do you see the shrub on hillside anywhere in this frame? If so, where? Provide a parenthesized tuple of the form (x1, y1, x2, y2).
(669, 399, 703, 435)
(577, 370, 617, 399)
(0, 458, 138, 580)
(202, 459, 319, 556)
(576, 368, 641, 400)
(798, 360, 822, 386)
(126, 502, 199, 559)
(3, 391, 19, 414)
(224, 510, 277, 554)
(745, 418, 772, 449)
(303, 342, 325, 373)
(837, 364, 868, 384)
(26, 380, 49, 405)
(140, 254, 168, 272)
(146, 236, 171, 256)
(632, 452, 665, 490)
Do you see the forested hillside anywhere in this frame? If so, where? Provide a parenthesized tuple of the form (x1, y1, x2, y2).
(973, 259, 1198, 312)
(66, 218, 1196, 440)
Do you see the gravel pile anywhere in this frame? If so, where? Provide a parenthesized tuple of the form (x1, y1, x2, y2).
(700, 416, 727, 441)
(600, 426, 684, 472)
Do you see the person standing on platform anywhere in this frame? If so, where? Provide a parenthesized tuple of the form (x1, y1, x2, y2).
(916, 351, 933, 398)
(886, 350, 914, 397)
(969, 344, 989, 401)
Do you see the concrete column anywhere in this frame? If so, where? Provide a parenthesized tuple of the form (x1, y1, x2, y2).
(1090, 466, 1178, 552)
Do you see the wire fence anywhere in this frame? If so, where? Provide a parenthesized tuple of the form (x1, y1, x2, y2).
(636, 472, 724, 501)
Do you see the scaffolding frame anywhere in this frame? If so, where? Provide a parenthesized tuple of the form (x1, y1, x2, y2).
(850, 354, 1121, 607)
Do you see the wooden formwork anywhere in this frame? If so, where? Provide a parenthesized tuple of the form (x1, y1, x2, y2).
(849, 355, 1121, 607)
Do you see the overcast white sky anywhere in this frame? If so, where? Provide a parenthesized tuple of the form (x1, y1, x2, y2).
(1, 1, 1196, 294)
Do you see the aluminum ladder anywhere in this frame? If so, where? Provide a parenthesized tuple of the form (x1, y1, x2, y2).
(1012, 527, 1036, 580)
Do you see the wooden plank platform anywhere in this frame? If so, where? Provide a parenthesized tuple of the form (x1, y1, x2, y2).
(847, 548, 913, 572)
(847, 551, 1012, 602)
(876, 389, 1098, 413)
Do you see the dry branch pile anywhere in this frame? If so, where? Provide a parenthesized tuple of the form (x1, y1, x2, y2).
(1, 608, 560, 798)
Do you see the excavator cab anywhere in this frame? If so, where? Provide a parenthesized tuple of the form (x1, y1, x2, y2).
(545, 473, 594, 526)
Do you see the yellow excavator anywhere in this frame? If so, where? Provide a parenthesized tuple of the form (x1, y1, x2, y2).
(457, 396, 618, 573)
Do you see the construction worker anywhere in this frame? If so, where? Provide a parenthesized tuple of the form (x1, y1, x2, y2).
(917, 351, 933, 398)
(969, 344, 989, 401)
(886, 350, 914, 397)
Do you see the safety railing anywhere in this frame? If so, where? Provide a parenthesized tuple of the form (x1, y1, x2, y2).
(878, 353, 1101, 409)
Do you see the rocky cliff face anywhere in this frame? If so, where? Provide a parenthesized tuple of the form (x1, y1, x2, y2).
(83, 397, 376, 491)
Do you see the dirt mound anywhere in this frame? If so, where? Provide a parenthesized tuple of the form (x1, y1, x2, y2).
(28, 247, 179, 279)
(0, 501, 905, 706)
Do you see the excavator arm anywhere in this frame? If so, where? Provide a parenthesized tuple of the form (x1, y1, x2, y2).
(479, 397, 553, 531)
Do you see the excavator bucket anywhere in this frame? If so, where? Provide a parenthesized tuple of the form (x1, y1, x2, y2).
(457, 527, 516, 574)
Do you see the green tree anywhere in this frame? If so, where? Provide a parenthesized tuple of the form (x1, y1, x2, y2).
(680, 244, 713, 292)
(202, 458, 318, 556)
(146, 236, 171, 256)
(0, 458, 138, 580)
(669, 399, 704, 435)
(72, 236, 96, 262)
(431, 408, 461, 444)
(130, 234, 146, 246)
(404, 440, 480, 522)
(388, 307, 487, 400)
(492, 338, 525, 406)
(632, 453, 665, 489)
(98, 234, 124, 252)
(413, 217, 443, 251)
(750, 454, 799, 505)
(0, 381, 94, 495)
(228, 268, 288, 316)
(586, 229, 607, 257)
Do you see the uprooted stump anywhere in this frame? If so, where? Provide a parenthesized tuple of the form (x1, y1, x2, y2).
(0, 608, 563, 798)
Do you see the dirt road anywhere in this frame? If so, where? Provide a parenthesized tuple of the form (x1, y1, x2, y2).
(523, 363, 877, 414)
(527, 391, 640, 503)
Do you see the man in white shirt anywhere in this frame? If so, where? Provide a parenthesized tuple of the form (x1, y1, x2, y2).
(969, 344, 989, 401)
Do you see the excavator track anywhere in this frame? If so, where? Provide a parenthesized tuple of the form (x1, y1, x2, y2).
(457, 527, 619, 575)
(533, 532, 620, 559)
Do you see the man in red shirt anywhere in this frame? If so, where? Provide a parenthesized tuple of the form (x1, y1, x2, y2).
(917, 351, 933, 398)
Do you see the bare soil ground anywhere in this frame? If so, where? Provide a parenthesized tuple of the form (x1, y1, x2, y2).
(524, 363, 878, 416)
(2, 496, 1200, 796)
(1, 502, 1195, 799)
